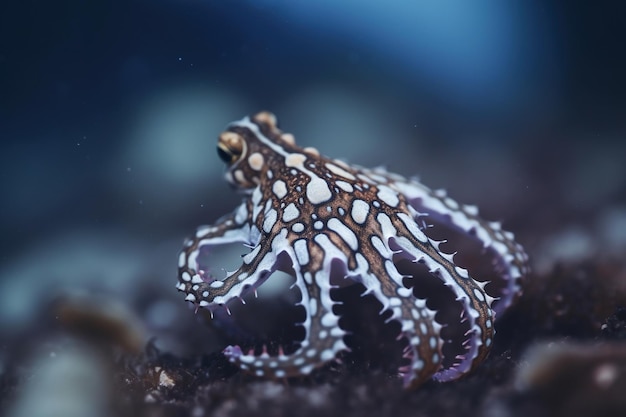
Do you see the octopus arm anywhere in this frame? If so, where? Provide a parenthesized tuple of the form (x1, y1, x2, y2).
(355, 240, 444, 389)
(417, 239, 494, 381)
(223, 237, 349, 378)
(392, 179, 529, 315)
(177, 201, 264, 308)
(379, 208, 496, 382)
(183, 228, 304, 312)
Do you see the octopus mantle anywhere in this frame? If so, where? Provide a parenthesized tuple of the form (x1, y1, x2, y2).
(177, 111, 528, 389)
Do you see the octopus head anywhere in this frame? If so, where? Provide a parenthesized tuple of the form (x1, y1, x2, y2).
(216, 111, 299, 190)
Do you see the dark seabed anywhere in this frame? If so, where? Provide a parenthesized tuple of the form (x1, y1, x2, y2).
(1, 1, 626, 416)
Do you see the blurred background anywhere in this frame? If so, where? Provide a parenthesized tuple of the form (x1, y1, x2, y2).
(0, 0, 625, 410)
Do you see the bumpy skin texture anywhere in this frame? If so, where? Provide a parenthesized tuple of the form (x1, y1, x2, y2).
(177, 112, 528, 389)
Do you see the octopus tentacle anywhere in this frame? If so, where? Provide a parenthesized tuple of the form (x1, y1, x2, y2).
(224, 242, 348, 378)
(177, 202, 257, 303)
(183, 228, 305, 311)
(356, 238, 443, 389)
(390, 178, 528, 314)
(375, 206, 496, 382)
(393, 241, 494, 381)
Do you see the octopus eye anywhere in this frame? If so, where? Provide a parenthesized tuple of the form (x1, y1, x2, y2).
(217, 131, 245, 164)
(216, 146, 232, 163)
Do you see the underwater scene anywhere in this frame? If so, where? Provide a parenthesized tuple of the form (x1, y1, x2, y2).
(1, 1, 626, 416)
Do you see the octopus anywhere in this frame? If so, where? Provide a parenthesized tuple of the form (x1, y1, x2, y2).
(176, 111, 528, 389)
